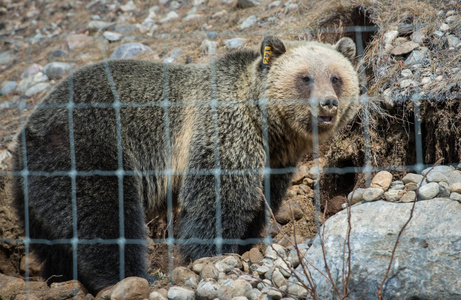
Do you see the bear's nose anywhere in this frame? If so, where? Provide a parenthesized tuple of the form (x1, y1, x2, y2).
(320, 98, 338, 109)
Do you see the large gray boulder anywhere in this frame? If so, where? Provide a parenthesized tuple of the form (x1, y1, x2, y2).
(291, 199, 461, 299)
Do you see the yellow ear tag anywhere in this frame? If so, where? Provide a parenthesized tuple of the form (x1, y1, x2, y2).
(263, 46, 272, 65)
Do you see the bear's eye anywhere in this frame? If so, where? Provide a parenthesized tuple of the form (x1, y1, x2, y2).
(331, 76, 341, 85)
(301, 76, 312, 84)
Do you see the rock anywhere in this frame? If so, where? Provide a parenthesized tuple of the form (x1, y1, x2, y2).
(421, 77, 431, 85)
(18, 72, 49, 93)
(384, 189, 401, 202)
(447, 35, 460, 48)
(205, 31, 218, 39)
(391, 41, 419, 56)
(87, 20, 114, 32)
(287, 282, 308, 298)
(168, 286, 195, 300)
(239, 15, 257, 30)
(43, 62, 74, 79)
(384, 30, 399, 45)
(103, 31, 123, 42)
(0, 51, 14, 65)
(285, 3, 299, 11)
(402, 173, 423, 184)
(256, 265, 269, 276)
(150, 290, 168, 300)
(25, 82, 51, 98)
(110, 277, 149, 300)
(173, 266, 199, 286)
(121, 0, 136, 12)
(268, 1, 281, 9)
(183, 14, 202, 21)
(401, 69, 412, 77)
(426, 171, 449, 183)
(451, 182, 461, 193)
(248, 247, 264, 264)
(272, 268, 287, 287)
(201, 39, 217, 55)
(218, 279, 252, 300)
(371, 171, 393, 190)
(247, 288, 261, 300)
(19, 254, 42, 276)
(287, 243, 309, 268)
(439, 23, 450, 31)
(450, 192, 461, 202)
(400, 190, 416, 202)
(21, 63, 43, 79)
(347, 188, 365, 204)
(362, 188, 384, 201)
(171, 48, 182, 58)
(48, 49, 69, 61)
(275, 202, 303, 224)
(1, 81, 17, 95)
(163, 57, 174, 64)
(224, 38, 246, 50)
(418, 182, 439, 200)
(200, 262, 219, 280)
(265, 243, 286, 259)
(110, 43, 153, 59)
(438, 182, 450, 197)
(237, 0, 260, 8)
(0, 274, 26, 299)
(292, 199, 461, 299)
(192, 257, 210, 273)
(216, 256, 240, 272)
(404, 47, 428, 65)
(67, 34, 94, 50)
(195, 279, 220, 300)
(160, 11, 179, 23)
(49, 280, 89, 299)
(113, 24, 139, 35)
(422, 165, 454, 175)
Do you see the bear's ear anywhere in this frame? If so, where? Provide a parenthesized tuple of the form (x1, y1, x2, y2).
(260, 36, 286, 67)
(334, 37, 356, 62)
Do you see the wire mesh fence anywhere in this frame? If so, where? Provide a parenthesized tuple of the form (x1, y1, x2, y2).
(0, 9, 460, 297)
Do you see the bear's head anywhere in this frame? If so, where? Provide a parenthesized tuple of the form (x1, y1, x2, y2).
(262, 36, 360, 143)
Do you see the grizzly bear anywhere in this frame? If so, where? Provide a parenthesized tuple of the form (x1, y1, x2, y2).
(13, 36, 360, 294)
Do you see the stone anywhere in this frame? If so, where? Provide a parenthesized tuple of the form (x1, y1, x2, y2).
(239, 15, 257, 30)
(422, 165, 454, 176)
(248, 247, 264, 264)
(384, 30, 399, 45)
(121, 0, 136, 12)
(421, 77, 431, 85)
(391, 41, 419, 56)
(400, 191, 416, 202)
(21, 63, 43, 78)
(87, 20, 114, 32)
(0, 51, 14, 65)
(103, 31, 123, 42)
(110, 43, 153, 59)
(195, 279, 220, 300)
(25, 82, 51, 98)
(285, 3, 299, 11)
(237, 0, 260, 8)
(265, 243, 286, 259)
(439, 23, 450, 31)
(399, 79, 416, 88)
(418, 182, 440, 200)
(49, 280, 88, 299)
(287, 243, 309, 268)
(216, 256, 240, 272)
(247, 288, 261, 300)
(268, 1, 281, 9)
(43, 62, 74, 79)
(362, 188, 384, 201)
(0, 274, 26, 299)
(168, 286, 195, 300)
(426, 171, 449, 183)
(114, 24, 139, 35)
(292, 199, 461, 299)
(447, 35, 460, 48)
(274, 258, 291, 277)
(160, 11, 179, 23)
(401, 69, 412, 77)
(287, 283, 308, 298)
(183, 14, 202, 21)
(67, 34, 94, 50)
(224, 38, 246, 50)
(402, 173, 423, 184)
(267, 288, 283, 299)
(150, 291, 168, 300)
(48, 49, 69, 61)
(384, 189, 401, 202)
(192, 257, 210, 273)
(218, 279, 252, 300)
(371, 171, 393, 190)
(451, 182, 461, 193)
(201, 39, 217, 55)
(256, 265, 269, 276)
(1, 81, 17, 95)
(275, 202, 303, 224)
(173, 266, 199, 286)
(347, 188, 365, 204)
(438, 182, 450, 197)
(19, 254, 42, 276)
(272, 268, 288, 287)
(450, 192, 461, 202)
(163, 57, 174, 64)
(110, 277, 149, 300)
(200, 262, 219, 280)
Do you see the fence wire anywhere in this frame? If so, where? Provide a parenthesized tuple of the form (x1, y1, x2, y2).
(0, 22, 443, 296)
